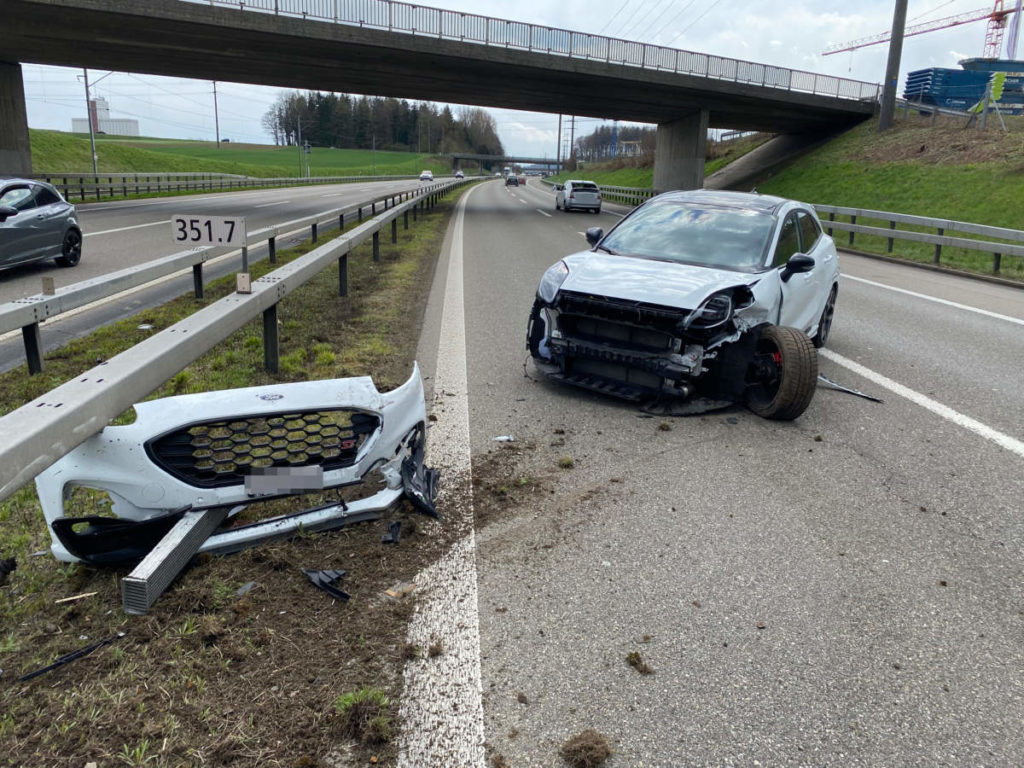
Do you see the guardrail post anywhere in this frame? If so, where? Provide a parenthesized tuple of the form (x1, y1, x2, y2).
(192, 264, 204, 299)
(22, 323, 44, 375)
(339, 212, 344, 231)
(311, 222, 319, 243)
(338, 252, 349, 296)
(373, 231, 380, 262)
(371, 202, 377, 215)
(827, 212, 834, 237)
(848, 215, 856, 246)
(391, 219, 398, 243)
(268, 236, 277, 264)
(404, 210, 409, 229)
(413, 204, 417, 222)
(887, 220, 895, 253)
(934, 228, 943, 263)
(993, 252, 1002, 273)
(358, 206, 363, 223)
(263, 304, 279, 373)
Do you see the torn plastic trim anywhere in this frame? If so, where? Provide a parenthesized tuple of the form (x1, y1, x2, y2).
(36, 365, 432, 564)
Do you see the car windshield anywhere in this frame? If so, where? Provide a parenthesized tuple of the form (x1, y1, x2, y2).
(600, 201, 775, 271)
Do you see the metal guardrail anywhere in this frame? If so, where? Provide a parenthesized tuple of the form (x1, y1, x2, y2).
(184, 0, 880, 102)
(0, 178, 469, 505)
(29, 172, 420, 203)
(2, 180, 456, 374)
(816, 204, 1024, 274)
(539, 180, 1023, 274)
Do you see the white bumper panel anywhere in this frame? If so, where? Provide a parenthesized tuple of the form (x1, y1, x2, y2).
(36, 365, 427, 563)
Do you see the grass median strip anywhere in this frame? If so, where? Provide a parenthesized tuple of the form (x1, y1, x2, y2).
(0, 186, 471, 767)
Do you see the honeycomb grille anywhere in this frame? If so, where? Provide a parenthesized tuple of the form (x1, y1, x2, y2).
(145, 409, 380, 489)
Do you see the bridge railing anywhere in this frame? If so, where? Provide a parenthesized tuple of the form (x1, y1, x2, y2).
(29, 171, 420, 203)
(187, 0, 880, 102)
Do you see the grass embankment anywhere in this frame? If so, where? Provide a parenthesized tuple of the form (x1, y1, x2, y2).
(0, 185, 470, 766)
(758, 114, 1024, 280)
(30, 129, 461, 178)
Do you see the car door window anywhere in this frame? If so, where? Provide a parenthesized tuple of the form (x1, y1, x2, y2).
(0, 186, 36, 211)
(33, 186, 62, 208)
(772, 214, 801, 267)
(796, 211, 821, 253)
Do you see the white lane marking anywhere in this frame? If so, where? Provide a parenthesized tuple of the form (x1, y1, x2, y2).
(536, 209, 552, 217)
(577, 231, 585, 236)
(842, 274, 1024, 326)
(519, 198, 528, 204)
(397, 184, 485, 766)
(254, 200, 288, 208)
(820, 348, 1024, 459)
(608, 211, 625, 217)
(84, 220, 165, 237)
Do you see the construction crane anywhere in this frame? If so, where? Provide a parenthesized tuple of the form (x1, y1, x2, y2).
(823, 1, 1019, 59)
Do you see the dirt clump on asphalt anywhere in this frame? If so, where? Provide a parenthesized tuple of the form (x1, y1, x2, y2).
(559, 729, 613, 767)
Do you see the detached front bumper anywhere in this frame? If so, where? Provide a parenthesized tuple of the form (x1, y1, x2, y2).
(36, 365, 437, 564)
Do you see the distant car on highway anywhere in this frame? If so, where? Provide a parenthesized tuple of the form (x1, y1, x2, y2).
(505, 176, 519, 187)
(419, 170, 434, 181)
(455, 170, 464, 179)
(555, 180, 602, 214)
(527, 190, 839, 420)
(0, 178, 82, 271)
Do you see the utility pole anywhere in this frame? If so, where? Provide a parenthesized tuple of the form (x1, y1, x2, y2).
(556, 114, 562, 170)
(82, 68, 98, 175)
(878, 0, 909, 132)
(296, 119, 303, 177)
(213, 81, 221, 148)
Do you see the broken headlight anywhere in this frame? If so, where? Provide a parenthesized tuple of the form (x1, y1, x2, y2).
(537, 261, 569, 304)
(684, 292, 733, 330)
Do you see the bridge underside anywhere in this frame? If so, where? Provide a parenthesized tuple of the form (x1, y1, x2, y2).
(2, 0, 874, 186)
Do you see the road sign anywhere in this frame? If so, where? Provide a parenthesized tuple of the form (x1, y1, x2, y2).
(171, 215, 246, 246)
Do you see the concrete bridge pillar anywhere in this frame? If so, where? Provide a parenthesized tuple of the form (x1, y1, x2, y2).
(0, 62, 32, 176)
(652, 109, 708, 193)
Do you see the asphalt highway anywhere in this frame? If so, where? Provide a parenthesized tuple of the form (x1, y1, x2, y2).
(414, 178, 1023, 766)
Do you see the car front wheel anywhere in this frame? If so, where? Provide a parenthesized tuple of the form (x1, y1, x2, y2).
(812, 285, 837, 348)
(56, 229, 82, 267)
(745, 326, 818, 420)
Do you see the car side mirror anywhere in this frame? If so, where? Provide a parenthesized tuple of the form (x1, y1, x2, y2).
(555, 184, 563, 191)
(781, 253, 814, 282)
(585, 227, 604, 247)
(0, 204, 17, 222)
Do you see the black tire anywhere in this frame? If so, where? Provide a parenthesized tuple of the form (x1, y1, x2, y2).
(812, 285, 837, 348)
(745, 326, 818, 420)
(56, 229, 82, 268)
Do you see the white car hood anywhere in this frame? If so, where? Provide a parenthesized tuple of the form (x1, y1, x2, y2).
(560, 251, 762, 309)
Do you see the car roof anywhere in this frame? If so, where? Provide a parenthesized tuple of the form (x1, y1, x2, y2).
(565, 179, 597, 185)
(650, 189, 793, 214)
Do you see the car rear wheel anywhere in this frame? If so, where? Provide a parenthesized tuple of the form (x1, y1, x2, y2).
(745, 326, 818, 420)
(56, 229, 82, 267)
(812, 285, 837, 348)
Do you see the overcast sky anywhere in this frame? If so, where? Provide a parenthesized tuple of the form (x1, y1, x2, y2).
(20, 0, 1022, 157)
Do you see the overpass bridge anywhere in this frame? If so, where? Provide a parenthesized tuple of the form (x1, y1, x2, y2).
(2, 0, 879, 189)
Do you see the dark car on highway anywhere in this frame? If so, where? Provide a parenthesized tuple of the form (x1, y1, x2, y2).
(505, 176, 519, 187)
(0, 178, 82, 271)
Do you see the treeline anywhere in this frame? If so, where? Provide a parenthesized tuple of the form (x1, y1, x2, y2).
(574, 125, 655, 161)
(261, 92, 504, 155)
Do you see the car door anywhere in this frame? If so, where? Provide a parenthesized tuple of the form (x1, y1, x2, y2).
(776, 210, 822, 332)
(31, 185, 71, 259)
(0, 184, 41, 267)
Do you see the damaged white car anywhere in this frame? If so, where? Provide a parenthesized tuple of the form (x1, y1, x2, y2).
(35, 366, 438, 565)
(527, 190, 839, 419)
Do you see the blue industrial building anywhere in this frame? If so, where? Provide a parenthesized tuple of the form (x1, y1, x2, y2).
(904, 58, 1024, 114)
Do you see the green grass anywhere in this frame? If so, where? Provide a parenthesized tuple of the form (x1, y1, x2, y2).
(30, 129, 469, 178)
(758, 115, 1024, 279)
